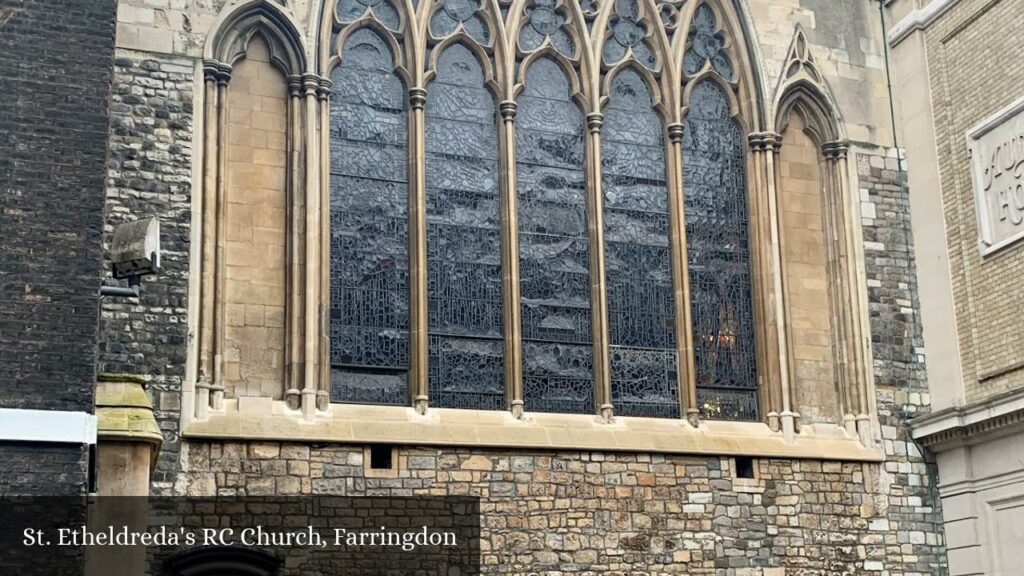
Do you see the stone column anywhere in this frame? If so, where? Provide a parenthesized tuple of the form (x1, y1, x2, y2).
(285, 74, 304, 411)
(585, 112, 613, 422)
(318, 77, 333, 412)
(499, 100, 524, 418)
(211, 62, 231, 412)
(301, 74, 321, 421)
(667, 122, 698, 425)
(824, 140, 871, 444)
(408, 87, 429, 415)
(196, 60, 221, 420)
(763, 131, 799, 442)
(747, 132, 783, 432)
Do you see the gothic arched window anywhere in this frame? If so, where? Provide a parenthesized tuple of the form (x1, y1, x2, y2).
(517, 58, 593, 415)
(329, 28, 411, 406)
(603, 69, 680, 419)
(425, 44, 505, 410)
(683, 79, 758, 421)
(262, 0, 781, 424)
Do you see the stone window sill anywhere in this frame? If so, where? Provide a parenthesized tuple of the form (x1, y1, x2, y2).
(182, 399, 884, 462)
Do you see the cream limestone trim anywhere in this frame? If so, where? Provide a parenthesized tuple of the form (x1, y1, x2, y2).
(182, 400, 884, 462)
(887, 0, 960, 47)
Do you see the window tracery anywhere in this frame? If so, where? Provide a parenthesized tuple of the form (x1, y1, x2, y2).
(192, 0, 873, 442)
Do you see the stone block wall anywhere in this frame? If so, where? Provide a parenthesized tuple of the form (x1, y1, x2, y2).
(223, 36, 289, 399)
(922, 0, 1024, 404)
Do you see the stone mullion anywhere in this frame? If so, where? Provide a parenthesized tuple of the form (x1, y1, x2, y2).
(764, 133, 798, 441)
(196, 60, 221, 420)
(211, 62, 231, 412)
(301, 74, 322, 421)
(284, 75, 304, 411)
(667, 123, 697, 424)
(409, 87, 429, 415)
(499, 101, 524, 418)
(585, 113, 613, 421)
(747, 133, 781, 431)
(317, 78, 333, 412)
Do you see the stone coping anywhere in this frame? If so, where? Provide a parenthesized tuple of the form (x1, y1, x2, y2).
(184, 400, 884, 462)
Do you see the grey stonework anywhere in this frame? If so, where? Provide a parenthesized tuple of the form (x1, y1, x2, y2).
(0, 0, 116, 494)
(97, 52, 195, 488)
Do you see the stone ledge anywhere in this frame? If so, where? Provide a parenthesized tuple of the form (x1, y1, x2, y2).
(183, 401, 884, 462)
(911, 386, 1024, 451)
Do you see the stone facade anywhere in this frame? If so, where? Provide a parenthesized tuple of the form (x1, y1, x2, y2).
(0, 0, 117, 494)
(90, 0, 951, 573)
(887, 0, 1024, 574)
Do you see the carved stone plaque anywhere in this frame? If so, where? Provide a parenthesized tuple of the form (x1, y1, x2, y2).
(967, 96, 1024, 256)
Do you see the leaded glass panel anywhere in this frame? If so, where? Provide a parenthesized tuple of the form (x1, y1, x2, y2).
(518, 0, 574, 58)
(682, 80, 758, 421)
(329, 29, 410, 405)
(683, 3, 733, 81)
(336, 0, 402, 31)
(602, 69, 680, 419)
(425, 44, 505, 410)
(516, 59, 594, 414)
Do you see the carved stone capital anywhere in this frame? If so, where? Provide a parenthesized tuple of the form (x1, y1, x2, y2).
(586, 112, 603, 133)
(747, 131, 782, 151)
(287, 74, 303, 99)
(317, 77, 332, 101)
(202, 59, 222, 83)
(408, 87, 427, 110)
(666, 122, 685, 143)
(302, 73, 321, 97)
(822, 140, 850, 160)
(499, 100, 517, 121)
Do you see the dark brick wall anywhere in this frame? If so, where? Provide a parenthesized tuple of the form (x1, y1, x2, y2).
(0, 442, 89, 496)
(0, 0, 116, 492)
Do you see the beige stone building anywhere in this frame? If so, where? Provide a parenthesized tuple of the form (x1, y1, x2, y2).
(887, 0, 1024, 574)
(93, 0, 951, 572)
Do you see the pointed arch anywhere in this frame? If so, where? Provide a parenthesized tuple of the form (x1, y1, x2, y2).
(674, 0, 765, 131)
(206, 0, 308, 75)
(773, 26, 844, 144)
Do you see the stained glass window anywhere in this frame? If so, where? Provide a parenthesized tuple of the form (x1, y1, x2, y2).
(518, 0, 574, 58)
(516, 59, 594, 414)
(602, 69, 680, 419)
(683, 3, 734, 81)
(682, 80, 758, 421)
(329, 29, 410, 405)
(424, 45, 505, 410)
